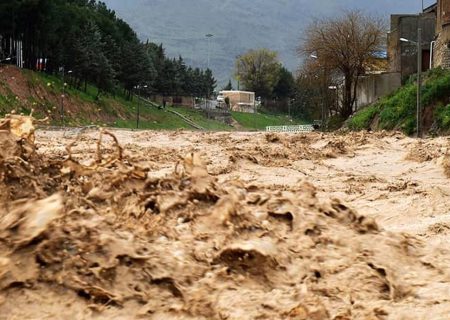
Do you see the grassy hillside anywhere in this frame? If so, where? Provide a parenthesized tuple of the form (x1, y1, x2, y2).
(349, 68, 450, 135)
(0, 66, 302, 131)
(231, 111, 306, 130)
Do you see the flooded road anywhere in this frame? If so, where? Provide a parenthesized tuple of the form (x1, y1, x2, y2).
(1, 121, 450, 319)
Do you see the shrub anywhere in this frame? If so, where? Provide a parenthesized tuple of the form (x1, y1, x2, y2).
(435, 104, 450, 130)
(348, 104, 379, 130)
(327, 114, 346, 131)
(345, 68, 450, 134)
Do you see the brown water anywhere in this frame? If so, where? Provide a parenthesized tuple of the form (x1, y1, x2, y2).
(1, 117, 450, 319)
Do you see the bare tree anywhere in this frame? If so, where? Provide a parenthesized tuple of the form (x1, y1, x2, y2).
(299, 11, 386, 118)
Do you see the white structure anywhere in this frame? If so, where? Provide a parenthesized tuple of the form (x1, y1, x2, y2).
(266, 125, 315, 133)
(217, 90, 256, 113)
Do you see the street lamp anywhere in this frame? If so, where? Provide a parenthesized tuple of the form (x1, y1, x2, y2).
(400, 29, 422, 138)
(236, 55, 241, 91)
(309, 53, 327, 131)
(135, 84, 148, 129)
(328, 86, 339, 114)
(289, 98, 296, 118)
(205, 34, 214, 108)
(60, 67, 72, 127)
(205, 34, 214, 70)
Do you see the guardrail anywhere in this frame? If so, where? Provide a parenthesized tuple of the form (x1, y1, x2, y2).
(266, 125, 315, 133)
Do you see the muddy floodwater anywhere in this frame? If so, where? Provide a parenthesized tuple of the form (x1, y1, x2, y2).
(1, 116, 450, 319)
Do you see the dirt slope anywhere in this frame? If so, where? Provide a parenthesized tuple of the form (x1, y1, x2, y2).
(1, 118, 450, 319)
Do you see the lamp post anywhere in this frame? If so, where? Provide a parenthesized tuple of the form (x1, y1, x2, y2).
(135, 84, 148, 129)
(60, 67, 72, 127)
(205, 34, 214, 71)
(205, 34, 214, 109)
(400, 29, 422, 138)
(236, 55, 241, 91)
(310, 54, 327, 131)
(328, 85, 338, 114)
(288, 98, 293, 118)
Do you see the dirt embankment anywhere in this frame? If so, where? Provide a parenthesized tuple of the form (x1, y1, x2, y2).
(0, 119, 450, 319)
(0, 66, 130, 124)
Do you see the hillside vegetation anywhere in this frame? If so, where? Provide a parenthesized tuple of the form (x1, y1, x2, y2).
(103, 0, 422, 84)
(1, 0, 215, 101)
(349, 68, 450, 135)
(0, 66, 299, 131)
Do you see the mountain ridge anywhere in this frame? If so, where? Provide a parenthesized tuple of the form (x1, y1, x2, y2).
(103, 0, 431, 85)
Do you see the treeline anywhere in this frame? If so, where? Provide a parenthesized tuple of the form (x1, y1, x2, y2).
(0, 0, 216, 98)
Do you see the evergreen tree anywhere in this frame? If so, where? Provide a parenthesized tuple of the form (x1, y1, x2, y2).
(223, 80, 233, 91)
(0, 0, 216, 101)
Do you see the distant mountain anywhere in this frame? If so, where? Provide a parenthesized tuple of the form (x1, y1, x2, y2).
(103, 0, 430, 85)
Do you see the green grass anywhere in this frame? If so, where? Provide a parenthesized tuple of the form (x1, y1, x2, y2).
(1, 68, 309, 131)
(349, 67, 450, 135)
(348, 104, 380, 131)
(170, 106, 232, 131)
(115, 106, 193, 130)
(231, 111, 306, 130)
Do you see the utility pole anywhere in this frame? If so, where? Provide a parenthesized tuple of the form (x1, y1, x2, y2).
(417, 28, 422, 138)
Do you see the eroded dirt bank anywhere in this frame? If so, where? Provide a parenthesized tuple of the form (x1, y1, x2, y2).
(1, 118, 450, 319)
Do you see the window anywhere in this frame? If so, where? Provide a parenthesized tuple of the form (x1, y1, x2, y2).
(442, 0, 450, 25)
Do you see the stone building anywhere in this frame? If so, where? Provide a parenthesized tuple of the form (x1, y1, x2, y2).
(387, 9, 436, 81)
(434, 0, 450, 68)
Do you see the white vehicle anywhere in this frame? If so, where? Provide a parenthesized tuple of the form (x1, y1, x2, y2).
(216, 93, 225, 103)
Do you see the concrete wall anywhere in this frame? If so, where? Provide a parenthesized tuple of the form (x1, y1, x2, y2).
(356, 73, 402, 108)
(151, 95, 195, 108)
(388, 13, 436, 80)
(219, 91, 256, 113)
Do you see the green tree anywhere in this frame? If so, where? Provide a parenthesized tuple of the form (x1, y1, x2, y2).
(0, 0, 213, 102)
(273, 67, 295, 99)
(223, 80, 233, 91)
(235, 49, 282, 99)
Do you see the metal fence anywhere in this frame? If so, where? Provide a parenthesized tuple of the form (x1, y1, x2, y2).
(266, 125, 315, 133)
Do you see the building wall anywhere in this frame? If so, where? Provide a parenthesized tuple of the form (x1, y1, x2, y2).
(356, 73, 402, 108)
(219, 91, 256, 113)
(435, 0, 450, 68)
(388, 13, 436, 80)
(151, 95, 195, 108)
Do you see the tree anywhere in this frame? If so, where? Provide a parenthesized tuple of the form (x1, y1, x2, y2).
(223, 80, 233, 91)
(235, 49, 282, 99)
(0, 0, 213, 101)
(118, 40, 155, 99)
(293, 63, 335, 121)
(273, 67, 295, 100)
(203, 69, 217, 97)
(299, 11, 386, 118)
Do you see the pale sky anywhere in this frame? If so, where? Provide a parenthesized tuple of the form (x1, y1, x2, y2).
(103, 0, 437, 82)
